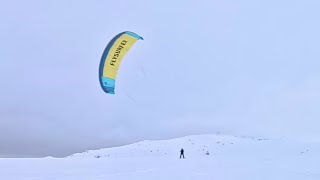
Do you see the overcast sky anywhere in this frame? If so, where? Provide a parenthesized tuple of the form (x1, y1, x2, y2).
(1, 0, 320, 157)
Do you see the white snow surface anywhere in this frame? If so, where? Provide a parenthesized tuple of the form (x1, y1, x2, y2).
(1, 134, 320, 180)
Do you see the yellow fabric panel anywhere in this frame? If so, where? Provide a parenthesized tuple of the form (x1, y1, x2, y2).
(103, 34, 138, 79)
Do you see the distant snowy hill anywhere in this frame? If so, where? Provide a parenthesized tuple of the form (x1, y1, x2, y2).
(68, 134, 312, 159)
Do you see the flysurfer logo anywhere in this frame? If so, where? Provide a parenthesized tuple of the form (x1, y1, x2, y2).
(110, 40, 128, 66)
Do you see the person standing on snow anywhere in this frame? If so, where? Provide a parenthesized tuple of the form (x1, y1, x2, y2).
(180, 148, 185, 158)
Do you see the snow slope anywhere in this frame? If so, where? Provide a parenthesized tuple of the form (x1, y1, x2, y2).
(1, 134, 320, 180)
(69, 134, 272, 159)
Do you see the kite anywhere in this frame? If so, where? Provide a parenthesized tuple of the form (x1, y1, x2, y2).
(99, 31, 143, 94)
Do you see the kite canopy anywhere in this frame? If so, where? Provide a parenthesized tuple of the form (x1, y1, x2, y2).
(99, 31, 143, 94)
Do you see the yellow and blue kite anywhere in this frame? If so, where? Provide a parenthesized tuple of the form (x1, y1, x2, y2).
(99, 31, 143, 94)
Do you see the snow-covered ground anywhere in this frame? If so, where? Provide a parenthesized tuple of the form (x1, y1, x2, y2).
(1, 134, 320, 180)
